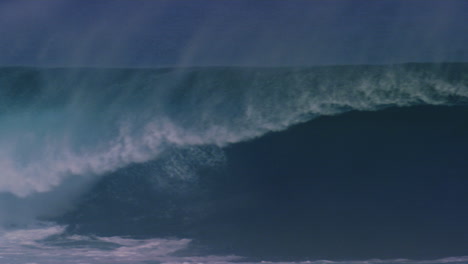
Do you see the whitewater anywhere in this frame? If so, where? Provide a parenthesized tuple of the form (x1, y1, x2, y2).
(1, 63, 466, 197)
(0, 63, 467, 264)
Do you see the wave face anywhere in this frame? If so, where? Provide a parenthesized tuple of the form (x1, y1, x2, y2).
(54, 104, 468, 261)
(0, 63, 467, 263)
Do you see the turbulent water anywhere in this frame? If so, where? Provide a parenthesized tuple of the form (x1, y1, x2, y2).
(0, 63, 467, 264)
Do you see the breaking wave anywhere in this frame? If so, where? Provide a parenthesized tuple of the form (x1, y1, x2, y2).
(0, 63, 467, 197)
(0, 62, 468, 263)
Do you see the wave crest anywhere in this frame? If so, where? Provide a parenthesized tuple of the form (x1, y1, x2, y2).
(0, 63, 467, 197)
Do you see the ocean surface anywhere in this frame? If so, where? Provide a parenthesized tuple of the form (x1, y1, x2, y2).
(0, 63, 467, 264)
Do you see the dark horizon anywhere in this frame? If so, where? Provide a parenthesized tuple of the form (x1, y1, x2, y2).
(1, 61, 468, 70)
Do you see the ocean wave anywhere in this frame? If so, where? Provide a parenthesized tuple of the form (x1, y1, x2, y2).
(0, 63, 467, 198)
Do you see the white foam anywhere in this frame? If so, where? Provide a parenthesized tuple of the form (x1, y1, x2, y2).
(0, 223, 467, 264)
(0, 224, 64, 247)
(0, 223, 242, 264)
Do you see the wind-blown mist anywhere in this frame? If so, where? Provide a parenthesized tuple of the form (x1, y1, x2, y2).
(1, 1, 467, 67)
(0, 63, 467, 198)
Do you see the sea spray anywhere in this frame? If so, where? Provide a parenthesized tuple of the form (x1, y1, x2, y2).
(0, 63, 466, 197)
